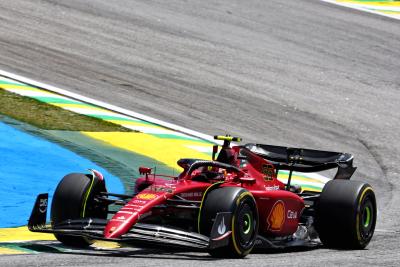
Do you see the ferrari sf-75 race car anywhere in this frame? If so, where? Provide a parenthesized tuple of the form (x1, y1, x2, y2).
(28, 135, 377, 258)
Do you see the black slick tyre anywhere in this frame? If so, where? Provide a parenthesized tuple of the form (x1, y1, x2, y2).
(50, 173, 107, 247)
(199, 186, 258, 258)
(315, 179, 376, 249)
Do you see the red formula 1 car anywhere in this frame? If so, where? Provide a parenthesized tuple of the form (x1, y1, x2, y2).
(28, 136, 377, 258)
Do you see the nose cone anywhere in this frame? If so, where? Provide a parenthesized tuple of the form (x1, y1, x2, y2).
(104, 212, 139, 239)
(104, 225, 124, 239)
(104, 225, 122, 239)
(102, 190, 172, 239)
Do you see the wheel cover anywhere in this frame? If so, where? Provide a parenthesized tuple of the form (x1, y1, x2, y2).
(363, 206, 371, 228)
(243, 213, 252, 235)
(236, 203, 256, 246)
(359, 196, 375, 240)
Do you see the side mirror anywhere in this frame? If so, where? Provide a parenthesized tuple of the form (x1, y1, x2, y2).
(139, 167, 152, 175)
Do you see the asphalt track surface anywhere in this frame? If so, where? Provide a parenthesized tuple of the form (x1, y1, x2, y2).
(0, 0, 399, 266)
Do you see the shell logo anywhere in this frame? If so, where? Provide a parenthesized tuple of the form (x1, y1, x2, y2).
(267, 200, 285, 231)
(136, 193, 157, 200)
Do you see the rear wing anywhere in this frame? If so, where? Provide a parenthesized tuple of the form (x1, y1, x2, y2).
(244, 143, 356, 180)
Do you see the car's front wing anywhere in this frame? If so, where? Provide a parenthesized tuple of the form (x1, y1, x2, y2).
(28, 193, 227, 250)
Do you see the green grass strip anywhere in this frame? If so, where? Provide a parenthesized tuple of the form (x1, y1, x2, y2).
(0, 89, 132, 131)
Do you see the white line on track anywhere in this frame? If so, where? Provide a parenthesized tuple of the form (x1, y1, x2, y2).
(321, 0, 400, 20)
(0, 69, 219, 144)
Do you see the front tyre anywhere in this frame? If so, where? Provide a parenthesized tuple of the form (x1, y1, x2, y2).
(199, 187, 258, 258)
(315, 180, 377, 249)
(51, 173, 107, 247)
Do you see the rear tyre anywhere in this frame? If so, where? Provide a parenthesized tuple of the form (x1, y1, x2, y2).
(51, 173, 107, 247)
(315, 179, 376, 249)
(199, 187, 258, 258)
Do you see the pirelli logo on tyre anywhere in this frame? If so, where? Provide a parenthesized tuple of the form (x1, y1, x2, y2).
(267, 200, 285, 231)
